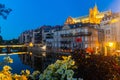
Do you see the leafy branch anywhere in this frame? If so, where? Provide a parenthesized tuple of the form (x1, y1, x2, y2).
(0, 3, 12, 19)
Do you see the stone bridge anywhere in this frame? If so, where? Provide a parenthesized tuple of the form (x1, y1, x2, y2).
(0, 45, 28, 53)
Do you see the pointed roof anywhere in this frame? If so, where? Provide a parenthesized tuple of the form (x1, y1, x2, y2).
(94, 3, 97, 9)
(93, 3, 98, 11)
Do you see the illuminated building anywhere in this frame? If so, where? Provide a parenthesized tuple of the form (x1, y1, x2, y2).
(65, 4, 112, 25)
(19, 4, 120, 55)
(100, 13, 120, 56)
(44, 26, 62, 51)
(53, 23, 99, 53)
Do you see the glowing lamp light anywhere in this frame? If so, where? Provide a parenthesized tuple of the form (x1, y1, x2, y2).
(42, 53, 46, 57)
(30, 52, 32, 55)
(110, 19, 118, 23)
(108, 42, 113, 47)
(42, 45, 46, 50)
(29, 42, 33, 47)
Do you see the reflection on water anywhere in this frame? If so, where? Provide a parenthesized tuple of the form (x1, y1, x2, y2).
(0, 53, 34, 74)
(0, 52, 57, 73)
(0, 51, 66, 74)
(18, 52, 57, 72)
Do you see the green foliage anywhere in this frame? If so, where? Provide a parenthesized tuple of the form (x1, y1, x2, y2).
(0, 56, 76, 80)
(39, 56, 75, 80)
(0, 56, 40, 80)
(1, 52, 120, 80)
(71, 49, 120, 80)
(0, 3, 12, 19)
(2, 39, 19, 45)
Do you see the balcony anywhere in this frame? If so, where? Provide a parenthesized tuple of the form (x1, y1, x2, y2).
(61, 32, 92, 37)
(46, 36, 53, 39)
(60, 41, 71, 44)
(75, 32, 92, 36)
(46, 34, 53, 39)
(61, 33, 72, 37)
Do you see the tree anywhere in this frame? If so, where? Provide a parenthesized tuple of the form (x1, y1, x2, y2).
(0, 3, 12, 44)
(0, 35, 3, 44)
(0, 3, 12, 19)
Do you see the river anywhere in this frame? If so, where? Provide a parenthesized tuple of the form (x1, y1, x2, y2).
(0, 51, 58, 74)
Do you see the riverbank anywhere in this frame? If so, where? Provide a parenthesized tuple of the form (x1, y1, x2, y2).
(27, 46, 71, 56)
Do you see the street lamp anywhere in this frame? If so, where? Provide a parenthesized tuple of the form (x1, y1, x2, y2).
(108, 42, 113, 47)
(29, 42, 33, 55)
(107, 42, 114, 56)
(29, 42, 33, 47)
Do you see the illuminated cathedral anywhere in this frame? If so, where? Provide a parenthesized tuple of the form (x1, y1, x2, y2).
(65, 4, 112, 24)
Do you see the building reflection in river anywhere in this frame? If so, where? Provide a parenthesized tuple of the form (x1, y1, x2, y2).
(18, 52, 57, 72)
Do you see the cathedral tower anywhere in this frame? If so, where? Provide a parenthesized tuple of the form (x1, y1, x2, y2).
(89, 4, 100, 24)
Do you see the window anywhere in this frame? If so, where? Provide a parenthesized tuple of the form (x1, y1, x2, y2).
(85, 28, 88, 32)
(85, 44, 88, 48)
(106, 30, 110, 34)
(108, 30, 110, 34)
(85, 37, 87, 41)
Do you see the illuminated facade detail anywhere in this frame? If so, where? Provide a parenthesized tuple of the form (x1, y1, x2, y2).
(65, 4, 112, 24)
(100, 13, 120, 56)
(109, 18, 119, 24)
(65, 16, 75, 24)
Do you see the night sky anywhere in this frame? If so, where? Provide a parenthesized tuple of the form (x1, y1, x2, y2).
(0, 0, 119, 40)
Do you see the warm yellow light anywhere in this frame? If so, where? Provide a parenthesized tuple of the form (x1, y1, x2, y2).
(42, 45, 46, 50)
(30, 52, 32, 55)
(29, 42, 33, 47)
(108, 42, 113, 47)
(110, 19, 118, 23)
(42, 53, 46, 56)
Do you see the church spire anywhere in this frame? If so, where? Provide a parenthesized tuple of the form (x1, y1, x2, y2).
(94, 3, 98, 10)
(93, 3, 99, 13)
(94, 3, 97, 9)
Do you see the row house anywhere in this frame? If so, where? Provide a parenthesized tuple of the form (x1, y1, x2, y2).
(19, 30, 33, 44)
(41, 25, 52, 44)
(32, 28, 42, 44)
(42, 26, 62, 51)
(100, 13, 120, 55)
(61, 4, 112, 54)
(18, 4, 120, 55)
(19, 28, 42, 45)
(50, 23, 99, 53)
(19, 25, 54, 47)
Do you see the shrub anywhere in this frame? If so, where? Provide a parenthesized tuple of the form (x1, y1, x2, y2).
(0, 56, 76, 80)
(39, 56, 75, 80)
(71, 49, 120, 80)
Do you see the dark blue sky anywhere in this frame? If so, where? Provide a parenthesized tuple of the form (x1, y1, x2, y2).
(0, 0, 119, 40)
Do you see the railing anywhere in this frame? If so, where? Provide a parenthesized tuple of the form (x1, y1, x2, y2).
(60, 41, 71, 44)
(0, 45, 27, 48)
(0, 52, 28, 56)
(61, 32, 92, 37)
(0, 45, 28, 53)
(46, 34, 53, 39)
